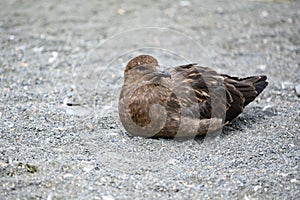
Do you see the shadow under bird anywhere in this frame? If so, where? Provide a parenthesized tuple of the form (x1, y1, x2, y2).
(118, 55, 268, 139)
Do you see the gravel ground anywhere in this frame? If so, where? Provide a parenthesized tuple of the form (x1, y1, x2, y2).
(0, 0, 299, 199)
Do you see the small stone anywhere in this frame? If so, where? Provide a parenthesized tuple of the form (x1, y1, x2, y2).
(8, 122, 14, 128)
(291, 179, 297, 183)
(48, 51, 58, 63)
(279, 173, 289, 177)
(289, 143, 295, 147)
(63, 173, 74, 179)
(102, 195, 115, 200)
(216, 7, 224, 14)
(51, 51, 58, 58)
(33, 46, 44, 52)
(21, 62, 29, 67)
(254, 185, 261, 191)
(244, 195, 251, 200)
(295, 84, 300, 97)
(179, 0, 191, 7)
(48, 57, 56, 64)
(165, 8, 175, 18)
(47, 192, 53, 200)
(117, 8, 126, 15)
(109, 132, 119, 136)
(287, 18, 293, 24)
(256, 64, 267, 72)
(281, 81, 293, 89)
(9, 35, 15, 40)
(82, 164, 95, 172)
(167, 158, 179, 165)
(260, 10, 268, 18)
(63, 98, 70, 106)
(262, 104, 277, 115)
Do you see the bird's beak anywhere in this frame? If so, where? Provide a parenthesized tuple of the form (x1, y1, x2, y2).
(152, 68, 171, 79)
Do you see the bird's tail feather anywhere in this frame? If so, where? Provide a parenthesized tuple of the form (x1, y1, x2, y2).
(240, 76, 268, 102)
(222, 75, 268, 106)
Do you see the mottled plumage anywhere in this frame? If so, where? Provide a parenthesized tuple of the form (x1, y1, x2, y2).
(118, 55, 268, 139)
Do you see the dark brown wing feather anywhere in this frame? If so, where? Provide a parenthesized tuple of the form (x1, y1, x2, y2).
(222, 75, 268, 121)
(222, 75, 268, 105)
(174, 64, 268, 122)
(174, 64, 228, 120)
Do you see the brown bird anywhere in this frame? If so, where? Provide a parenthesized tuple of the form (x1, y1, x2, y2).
(118, 55, 268, 139)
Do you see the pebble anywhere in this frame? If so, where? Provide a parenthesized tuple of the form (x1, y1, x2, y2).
(108, 132, 119, 136)
(291, 179, 297, 183)
(48, 57, 56, 64)
(254, 185, 261, 192)
(117, 8, 125, 15)
(256, 64, 267, 72)
(179, 1, 191, 7)
(47, 192, 53, 200)
(281, 81, 293, 89)
(295, 84, 300, 97)
(102, 195, 115, 200)
(260, 10, 269, 18)
(216, 7, 224, 14)
(262, 104, 277, 115)
(82, 164, 94, 172)
(167, 158, 179, 165)
(63, 173, 74, 179)
(9, 35, 15, 40)
(48, 51, 58, 63)
(52, 51, 58, 58)
(33, 46, 44, 52)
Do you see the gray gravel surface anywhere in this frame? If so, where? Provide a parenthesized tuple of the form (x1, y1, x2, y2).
(0, 0, 299, 199)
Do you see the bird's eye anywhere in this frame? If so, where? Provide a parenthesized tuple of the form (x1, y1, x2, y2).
(136, 65, 147, 71)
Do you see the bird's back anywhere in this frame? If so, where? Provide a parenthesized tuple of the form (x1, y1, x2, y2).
(169, 64, 268, 122)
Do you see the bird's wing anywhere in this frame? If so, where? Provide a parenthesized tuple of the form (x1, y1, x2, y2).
(222, 74, 268, 105)
(173, 64, 245, 121)
(221, 74, 268, 121)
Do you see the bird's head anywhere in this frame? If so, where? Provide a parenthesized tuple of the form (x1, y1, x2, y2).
(124, 55, 171, 83)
